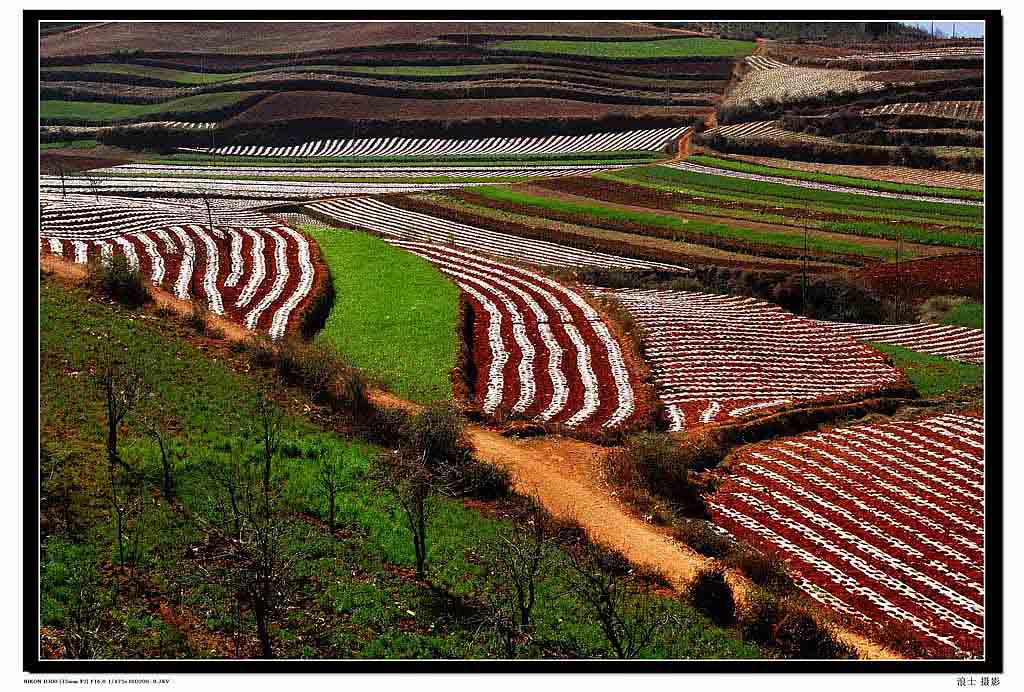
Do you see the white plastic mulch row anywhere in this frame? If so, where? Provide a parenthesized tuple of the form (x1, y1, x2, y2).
(702, 120, 835, 145)
(588, 287, 908, 432)
(97, 163, 629, 179)
(39, 175, 495, 201)
(181, 126, 691, 159)
(303, 197, 685, 273)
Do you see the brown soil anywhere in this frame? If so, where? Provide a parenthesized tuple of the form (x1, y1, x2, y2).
(42, 22, 680, 58)
(40, 149, 139, 174)
(865, 68, 983, 83)
(227, 91, 708, 126)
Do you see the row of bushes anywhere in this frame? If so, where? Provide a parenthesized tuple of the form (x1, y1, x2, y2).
(575, 264, 899, 324)
(700, 133, 983, 172)
(836, 128, 983, 148)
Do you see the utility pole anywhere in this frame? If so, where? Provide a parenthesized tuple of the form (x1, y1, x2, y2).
(801, 226, 808, 316)
(57, 162, 66, 199)
(894, 230, 903, 322)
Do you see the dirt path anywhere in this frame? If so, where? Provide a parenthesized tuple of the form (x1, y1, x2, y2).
(466, 428, 898, 660)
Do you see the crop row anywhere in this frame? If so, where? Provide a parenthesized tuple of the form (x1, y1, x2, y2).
(743, 55, 788, 71)
(862, 101, 984, 122)
(816, 321, 984, 365)
(703, 120, 835, 145)
(39, 175, 491, 201)
(825, 46, 984, 65)
(588, 287, 910, 431)
(304, 197, 685, 272)
(391, 242, 639, 430)
(664, 161, 984, 207)
(709, 412, 984, 658)
(39, 195, 315, 339)
(182, 126, 690, 159)
(92, 162, 630, 180)
(726, 65, 887, 105)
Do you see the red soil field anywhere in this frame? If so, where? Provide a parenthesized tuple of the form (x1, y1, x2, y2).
(226, 91, 706, 125)
(851, 253, 983, 302)
(41, 21, 680, 58)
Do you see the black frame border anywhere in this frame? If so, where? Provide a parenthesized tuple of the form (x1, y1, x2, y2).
(23, 8, 1003, 675)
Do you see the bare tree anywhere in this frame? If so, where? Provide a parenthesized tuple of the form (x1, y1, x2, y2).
(316, 448, 343, 534)
(141, 416, 175, 501)
(94, 351, 149, 567)
(196, 436, 292, 658)
(371, 450, 444, 580)
(563, 542, 676, 658)
(480, 501, 553, 656)
(254, 394, 283, 497)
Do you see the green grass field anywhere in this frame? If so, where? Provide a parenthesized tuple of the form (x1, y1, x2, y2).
(942, 302, 984, 330)
(304, 227, 459, 403)
(490, 37, 755, 58)
(464, 185, 903, 260)
(40, 91, 257, 124)
(40, 277, 756, 659)
(871, 343, 983, 398)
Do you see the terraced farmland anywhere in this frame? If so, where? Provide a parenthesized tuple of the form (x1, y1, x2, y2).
(304, 197, 684, 271)
(589, 288, 911, 431)
(862, 100, 984, 122)
(709, 413, 985, 658)
(38, 193, 317, 338)
(394, 243, 644, 431)
(725, 64, 887, 105)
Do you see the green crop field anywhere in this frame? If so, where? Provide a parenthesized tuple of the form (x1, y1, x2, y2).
(686, 155, 984, 202)
(464, 185, 905, 260)
(490, 37, 756, 58)
(613, 166, 984, 225)
(870, 343, 983, 398)
(39, 277, 756, 660)
(304, 227, 459, 403)
(40, 91, 257, 124)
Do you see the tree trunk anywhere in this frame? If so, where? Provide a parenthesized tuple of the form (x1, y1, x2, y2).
(254, 600, 273, 658)
(328, 494, 335, 534)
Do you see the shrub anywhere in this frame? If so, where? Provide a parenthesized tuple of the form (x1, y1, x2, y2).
(686, 567, 736, 626)
(673, 519, 734, 558)
(605, 433, 706, 515)
(775, 608, 855, 659)
(87, 255, 150, 308)
(403, 401, 474, 472)
(725, 547, 796, 595)
(457, 460, 512, 500)
(739, 589, 785, 645)
(185, 303, 211, 334)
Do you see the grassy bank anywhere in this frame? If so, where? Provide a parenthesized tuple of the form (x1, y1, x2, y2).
(39, 276, 757, 659)
(871, 343, 983, 398)
(303, 226, 459, 403)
